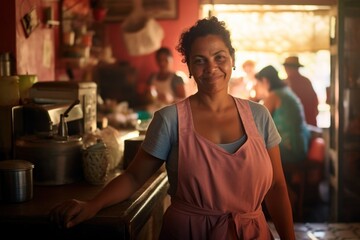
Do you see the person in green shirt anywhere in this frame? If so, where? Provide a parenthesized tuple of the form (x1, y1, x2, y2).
(254, 65, 310, 163)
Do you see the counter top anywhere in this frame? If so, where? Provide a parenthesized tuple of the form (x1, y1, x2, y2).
(0, 169, 169, 239)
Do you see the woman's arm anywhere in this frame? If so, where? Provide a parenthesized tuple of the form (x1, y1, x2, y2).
(264, 145, 296, 240)
(49, 148, 164, 229)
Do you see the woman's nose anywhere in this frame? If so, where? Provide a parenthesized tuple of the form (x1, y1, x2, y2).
(205, 61, 217, 73)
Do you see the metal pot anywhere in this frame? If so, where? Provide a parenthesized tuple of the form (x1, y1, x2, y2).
(15, 135, 83, 185)
(0, 160, 34, 203)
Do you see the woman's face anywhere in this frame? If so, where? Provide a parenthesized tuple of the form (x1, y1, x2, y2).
(188, 35, 234, 94)
(156, 53, 173, 73)
(253, 77, 270, 100)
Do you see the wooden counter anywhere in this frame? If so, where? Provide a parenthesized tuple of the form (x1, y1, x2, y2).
(0, 170, 169, 240)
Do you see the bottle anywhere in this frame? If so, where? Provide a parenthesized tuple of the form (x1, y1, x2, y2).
(0, 52, 20, 106)
(0, 53, 11, 77)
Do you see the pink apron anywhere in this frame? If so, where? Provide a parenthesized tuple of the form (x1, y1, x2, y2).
(159, 98, 274, 240)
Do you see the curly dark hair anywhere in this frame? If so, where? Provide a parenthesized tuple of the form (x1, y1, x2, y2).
(176, 16, 235, 65)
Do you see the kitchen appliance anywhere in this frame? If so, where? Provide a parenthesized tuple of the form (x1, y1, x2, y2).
(29, 81, 97, 134)
(0, 81, 97, 160)
(1, 81, 98, 185)
(13, 100, 84, 185)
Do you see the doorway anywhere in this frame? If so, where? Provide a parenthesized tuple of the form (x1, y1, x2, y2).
(200, 4, 331, 129)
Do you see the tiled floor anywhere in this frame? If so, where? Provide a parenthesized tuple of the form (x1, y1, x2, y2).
(269, 191, 360, 240)
(269, 222, 360, 240)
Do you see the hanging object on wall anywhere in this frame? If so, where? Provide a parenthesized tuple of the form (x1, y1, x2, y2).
(21, 0, 40, 38)
(121, 0, 164, 56)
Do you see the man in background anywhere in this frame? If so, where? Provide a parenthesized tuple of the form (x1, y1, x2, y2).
(283, 56, 319, 126)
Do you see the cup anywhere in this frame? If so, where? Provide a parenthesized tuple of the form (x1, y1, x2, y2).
(18, 74, 37, 104)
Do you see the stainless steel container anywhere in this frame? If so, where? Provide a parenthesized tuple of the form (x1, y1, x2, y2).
(0, 160, 34, 203)
(15, 135, 83, 185)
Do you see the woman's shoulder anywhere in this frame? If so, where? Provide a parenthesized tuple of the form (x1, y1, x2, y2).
(244, 99, 268, 113)
(154, 104, 178, 123)
(245, 99, 273, 124)
(232, 97, 271, 121)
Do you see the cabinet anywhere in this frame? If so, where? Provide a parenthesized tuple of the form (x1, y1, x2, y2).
(329, 0, 360, 222)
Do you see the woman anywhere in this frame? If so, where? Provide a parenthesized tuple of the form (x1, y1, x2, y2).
(49, 17, 295, 239)
(254, 65, 310, 164)
(147, 47, 186, 108)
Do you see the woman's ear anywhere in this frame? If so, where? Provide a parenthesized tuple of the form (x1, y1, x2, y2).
(231, 54, 235, 69)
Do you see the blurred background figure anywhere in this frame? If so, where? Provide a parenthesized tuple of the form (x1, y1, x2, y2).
(254, 65, 311, 220)
(254, 65, 310, 164)
(229, 59, 257, 99)
(147, 47, 186, 109)
(283, 56, 319, 127)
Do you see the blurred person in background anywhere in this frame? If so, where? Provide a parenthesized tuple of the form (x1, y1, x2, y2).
(229, 59, 257, 99)
(254, 65, 310, 165)
(147, 47, 186, 109)
(254, 65, 311, 220)
(283, 56, 319, 127)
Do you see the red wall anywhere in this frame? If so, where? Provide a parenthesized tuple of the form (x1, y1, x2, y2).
(0, 0, 58, 81)
(0, 0, 198, 83)
(105, 1, 199, 84)
(0, 1, 16, 56)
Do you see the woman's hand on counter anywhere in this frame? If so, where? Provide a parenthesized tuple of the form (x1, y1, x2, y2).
(49, 199, 99, 229)
(48, 148, 164, 229)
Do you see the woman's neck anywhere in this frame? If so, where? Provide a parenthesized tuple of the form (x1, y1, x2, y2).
(191, 92, 234, 113)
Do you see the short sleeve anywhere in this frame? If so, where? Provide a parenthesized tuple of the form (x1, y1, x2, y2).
(249, 101, 281, 149)
(141, 105, 178, 160)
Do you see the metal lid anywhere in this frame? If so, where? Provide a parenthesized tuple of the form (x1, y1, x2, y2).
(0, 160, 34, 171)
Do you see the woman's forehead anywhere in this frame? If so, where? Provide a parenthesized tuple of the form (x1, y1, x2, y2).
(190, 35, 228, 56)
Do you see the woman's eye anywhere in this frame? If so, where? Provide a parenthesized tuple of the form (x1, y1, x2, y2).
(193, 58, 205, 65)
(215, 55, 226, 63)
